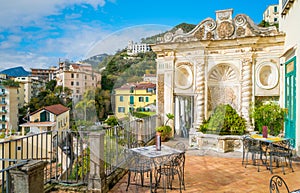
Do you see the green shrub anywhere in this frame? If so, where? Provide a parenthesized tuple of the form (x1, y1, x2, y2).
(199, 104, 246, 135)
(250, 102, 286, 136)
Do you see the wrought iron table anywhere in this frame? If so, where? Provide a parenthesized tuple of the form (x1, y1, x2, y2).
(250, 134, 293, 174)
(130, 145, 183, 192)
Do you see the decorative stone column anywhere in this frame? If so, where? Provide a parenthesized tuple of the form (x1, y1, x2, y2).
(241, 55, 253, 131)
(88, 131, 107, 193)
(195, 61, 206, 126)
(10, 160, 46, 193)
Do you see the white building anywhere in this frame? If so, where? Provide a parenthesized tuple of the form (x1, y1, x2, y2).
(127, 41, 151, 55)
(279, 0, 300, 154)
(263, 4, 279, 24)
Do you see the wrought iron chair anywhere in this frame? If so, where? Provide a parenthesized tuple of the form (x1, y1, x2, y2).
(270, 175, 291, 193)
(154, 153, 184, 193)
(173, 142, 186, 190)
(124, 141, 151, 191)
(268, 138, 294, 175)
(154, 143, 186, 193)
(243, 136, 265, 172)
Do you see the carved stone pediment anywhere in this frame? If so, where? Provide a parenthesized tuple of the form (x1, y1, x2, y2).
(159, 9, 279, 43)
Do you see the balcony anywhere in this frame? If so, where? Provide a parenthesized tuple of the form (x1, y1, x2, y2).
(0, 119, 7, 123)
(0, 101, 7, 105)
(282, 0, 294, 15)
(0, 109, 7, 114)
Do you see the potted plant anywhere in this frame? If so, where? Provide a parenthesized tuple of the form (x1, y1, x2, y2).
(156, 113, 174, 141)
(250, 101, 287, 136)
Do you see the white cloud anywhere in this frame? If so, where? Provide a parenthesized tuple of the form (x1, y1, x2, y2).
(85, 24, 171, 58)
(0, 0, 108, 28)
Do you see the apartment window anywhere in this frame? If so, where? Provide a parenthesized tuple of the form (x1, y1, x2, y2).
(130, 86, 135, 93)
(85, 75, 87, 79)
(145, 97, 149, 102)
(274, 18, 278, 22)
(274, 6, 278, 12)
(76, 74, 79, 78)
(118, 107, 125, 113)
(130, 96, 134, 104)
(2, 115, 5, 121)
(76, 82, 79, 86)
(1, 124, 5, 129)
(71, 73, 74, 78)
(76, 90, 80, 93)
(139, 97, 144, 102)
(1, 89, 5, 93)
(2, 106, 5, 112)
(120, 96, 124, 102)
(1, 98, 5, 104)
(71, 81, 74, 86)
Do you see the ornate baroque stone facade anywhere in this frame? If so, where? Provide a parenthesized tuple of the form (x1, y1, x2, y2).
(151, 9, 285, 139)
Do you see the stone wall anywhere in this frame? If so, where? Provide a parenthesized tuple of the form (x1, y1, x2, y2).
(196, 132, 243, 153)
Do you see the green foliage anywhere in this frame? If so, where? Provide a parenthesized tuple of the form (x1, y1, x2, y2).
(156, 113, 174, 139)
(250, 102, 286, 136)
(46, 80, 57, 91)
(104, 116, 118, 126)
(258, 20, 279, 29)
(1, 79, 19, 87)
(155, 125, 172, 139)
(70, 147, 90, 180)
(0, 132, 5, 139)
(199, 104, 246, 135)
(100, 50, 157, 91)
(132, 111, 155, 118)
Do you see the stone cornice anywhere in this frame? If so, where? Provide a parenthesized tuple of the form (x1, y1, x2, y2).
(155, 9, 283, 44)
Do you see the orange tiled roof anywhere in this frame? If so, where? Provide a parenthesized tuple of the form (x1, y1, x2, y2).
(31, 104, 69, 116)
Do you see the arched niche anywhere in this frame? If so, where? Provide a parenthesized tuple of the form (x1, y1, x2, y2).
(207, 63, 240, 114)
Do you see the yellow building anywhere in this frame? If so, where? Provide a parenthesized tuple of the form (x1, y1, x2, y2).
(20, 104, 70, 135)
(0, 83, 19, 133)
(114, 82, 156, 119)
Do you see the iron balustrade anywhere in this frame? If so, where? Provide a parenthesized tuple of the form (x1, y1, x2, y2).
(0, 115, 158, 191)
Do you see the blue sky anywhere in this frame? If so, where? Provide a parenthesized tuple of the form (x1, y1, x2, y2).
(0, 0, 278, 71)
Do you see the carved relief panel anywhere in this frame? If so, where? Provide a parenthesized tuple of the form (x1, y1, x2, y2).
(174, 62, 194, 90)
(255, 61, 280, 96)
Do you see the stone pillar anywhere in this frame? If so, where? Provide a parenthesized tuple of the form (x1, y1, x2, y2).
(241, 55, 253, 131)
(195, 61, 205, 126)
(88, 131, 107, 193)
(10, 160, 46, 193)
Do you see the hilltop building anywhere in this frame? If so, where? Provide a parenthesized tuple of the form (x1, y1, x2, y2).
(0, 83, 19, 133)
(31, 67, 56, 81)
(152, 9, 284, 140)
(263, 4, 279, 25)
(143, 74, 157, 84)
(14, 76, 45, 107)
(279, 0, 300, 154)
(127, 41, 151, 55)
(55, 62, 101, 102)
(114, 82, 156, 119)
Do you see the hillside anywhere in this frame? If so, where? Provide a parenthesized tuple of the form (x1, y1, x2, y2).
(0, 66, 30, 77)
(100, 50, 157, 91)
(141, 22, 196, 44)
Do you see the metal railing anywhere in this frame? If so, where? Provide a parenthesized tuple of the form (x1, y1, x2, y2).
(0, 115, 158, 191)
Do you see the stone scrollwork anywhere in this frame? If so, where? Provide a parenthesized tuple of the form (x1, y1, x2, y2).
(194, 18, 216, 40)
(234, 14, 247, 26)
(164, 32, 173, 42)
(217, 21, 235, 39)
(236, 26, 246, 37)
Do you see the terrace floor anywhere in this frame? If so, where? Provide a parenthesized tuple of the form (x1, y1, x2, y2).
(109, 138, 300, 193)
